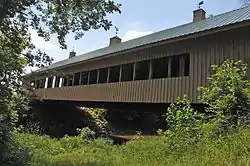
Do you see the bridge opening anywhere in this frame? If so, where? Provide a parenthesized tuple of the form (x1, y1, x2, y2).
(171, 55, 180, 77)
(152, 57, 169, 79)
(74, 72, 80, 86)
(35, 80, 40, 89)
(68, 75, 74, 86)
(89, 69, 98, 84)
(39, 79, 45, 88)
(80, 71, 89, 85)
(55, 76, 60, 87)
(63, 77, 68, 86)
(109, 66, 120, 83)
(171, 53, 190, 77)
(47, 77, 53, 88)
(99, 68, 108, 83)
(121, 63, 134, 82)
(26, 100, 172, 138)
(135, 60, 150, 80)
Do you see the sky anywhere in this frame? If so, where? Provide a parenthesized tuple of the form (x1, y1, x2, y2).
(26, 0, 244, 72)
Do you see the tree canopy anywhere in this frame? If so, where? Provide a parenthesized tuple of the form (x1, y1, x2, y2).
(0, 0, 121, 68)
(0, 1, 121, 164)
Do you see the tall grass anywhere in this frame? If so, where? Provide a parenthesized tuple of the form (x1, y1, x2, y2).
(15, 129, 250, 166)
(14, 60, 250, 166)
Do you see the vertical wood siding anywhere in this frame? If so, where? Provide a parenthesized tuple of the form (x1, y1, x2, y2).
(35, 27, 250, 103)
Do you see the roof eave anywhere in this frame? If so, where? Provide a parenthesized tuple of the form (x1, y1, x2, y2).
(23, 20, 250, 78)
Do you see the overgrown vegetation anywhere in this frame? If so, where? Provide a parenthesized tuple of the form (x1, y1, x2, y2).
(0, 1, 121, 165)
(15, 128, 250, 166)
(1, 1, 250, 165)
(11, 60, 250, 165)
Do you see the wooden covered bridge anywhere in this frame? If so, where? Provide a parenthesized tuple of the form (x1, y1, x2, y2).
(24, 6, 250, 105)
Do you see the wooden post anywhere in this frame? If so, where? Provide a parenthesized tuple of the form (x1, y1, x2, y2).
(149, 60, 153, 79)
(44, 77, 48, 88)
(66, 76, 69, 86)
(168, 57, 172, 78)
(107, 67, 110, 83)
(133, 62, 136, 81)
(59, 77, 63, 87)
(87, 71, 90, 85)
(79, 72, 82, 85)
(72, 74, 75, 86)
(97, 69, 100, 84)
(52, 76, 56, 88)
(119, 65, 122, 82)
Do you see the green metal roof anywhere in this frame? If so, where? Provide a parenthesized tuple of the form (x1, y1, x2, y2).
(36, 5, 250, 73)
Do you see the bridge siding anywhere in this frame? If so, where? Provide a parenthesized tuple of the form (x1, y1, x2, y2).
(35, 26, 250, 103)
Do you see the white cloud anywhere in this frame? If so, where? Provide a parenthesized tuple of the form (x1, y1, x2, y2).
(23, 66, 39, 74)
(23, 28, 69, 74)
(29, 29, 58, 51)
(28, 28, 68, 61)
(122, 30, 152, 42)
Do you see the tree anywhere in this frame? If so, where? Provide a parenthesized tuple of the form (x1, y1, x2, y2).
(0, 0, 121, 164)
(200, 60, 250, 127)
(0, 0, 121, 67)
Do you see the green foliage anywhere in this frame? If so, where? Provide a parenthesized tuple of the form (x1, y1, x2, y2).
(200, 60, 250, 127)
(82, 108, 112, 135)
(0, 0, 121, 51)
(76, 127, 96, 140)
(0, 36, 31, 165)
(157, 60, 250, 159)
(161, 96, 204, 156)
(14, 130, 250, 166)
(0, 0, 121, 163)
(165, 96, 203, 137)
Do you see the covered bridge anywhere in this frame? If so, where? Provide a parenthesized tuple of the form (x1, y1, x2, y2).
(24, 6, 250, 104)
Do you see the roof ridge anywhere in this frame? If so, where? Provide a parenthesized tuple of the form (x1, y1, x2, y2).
(31, 5, 250, 74)
(66, 5, 250, 58)
(76, 5, 250, 53)
(122, 5, 250, 42)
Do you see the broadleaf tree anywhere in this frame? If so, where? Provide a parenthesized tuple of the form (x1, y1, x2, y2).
(0, 0, 121, 164)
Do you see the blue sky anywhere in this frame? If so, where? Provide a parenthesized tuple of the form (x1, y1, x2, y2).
(27, 0, 244, 72)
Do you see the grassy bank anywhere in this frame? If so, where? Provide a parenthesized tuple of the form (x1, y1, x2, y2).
(15, 129, 250, 166)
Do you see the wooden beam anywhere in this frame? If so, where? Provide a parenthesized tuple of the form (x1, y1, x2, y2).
(149, 60, 153, 79)
(44, 77, 48, 88)
(79, 72, 82, 85)
(87, 72, 90, 85)
(97, 69, 100, 84)
(107, 67, 110, 83)
(168, 57, 172, 78)
(133, 63, 136, 81)
(119, 65, 122, 82)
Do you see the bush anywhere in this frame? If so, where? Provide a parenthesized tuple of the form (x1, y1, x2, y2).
(200, 60, 250, 127)
(165, 96, 203, 136)
(14, 130, 250, 166)
(159, 60, 250, 157)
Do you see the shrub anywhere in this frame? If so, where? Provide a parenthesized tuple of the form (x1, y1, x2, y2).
(76, 127, 96, 140)
(81, 108, 112, 135)
(0, 93, 31, 165)
(162, 96, 205, 156)
(200, 60, 250, 128)
(165, 96, 203, 137)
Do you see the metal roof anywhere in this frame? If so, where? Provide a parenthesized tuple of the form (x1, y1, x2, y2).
(36, 5, 250, 73)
